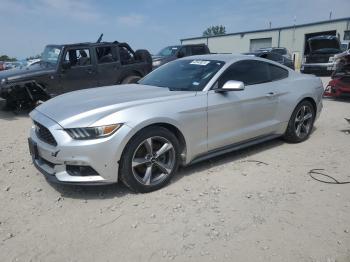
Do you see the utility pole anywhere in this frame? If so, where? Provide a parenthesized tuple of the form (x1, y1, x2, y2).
(329, 11, 332, 20)
(269, 21, 272, 29)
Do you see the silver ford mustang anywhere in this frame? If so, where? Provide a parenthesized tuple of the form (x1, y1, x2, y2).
(28, 54, 323, 192)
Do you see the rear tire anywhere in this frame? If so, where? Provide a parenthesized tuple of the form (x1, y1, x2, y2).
(122, 75, 141, 84)
(119, 127, 180, 193)
(283, 100, 315, 143)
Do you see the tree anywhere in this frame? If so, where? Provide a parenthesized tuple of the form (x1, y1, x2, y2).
(203, 25, 226, 37)
(0, 55, 17, 62)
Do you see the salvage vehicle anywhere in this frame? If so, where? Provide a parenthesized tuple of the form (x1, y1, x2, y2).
(28, 54, 323, 192)
(152, 44, 210, 69)
(257, 47, 292, 59)
(324, 50, 350, 98)
(301, 35, 342, 76)
(244, 50, 294, 69)
(0, 41, 152, 109)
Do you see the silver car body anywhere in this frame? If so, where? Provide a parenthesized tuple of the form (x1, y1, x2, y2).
(29, 54, 324, 184)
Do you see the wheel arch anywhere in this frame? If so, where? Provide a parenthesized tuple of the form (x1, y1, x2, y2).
(121, 121, 188, 165)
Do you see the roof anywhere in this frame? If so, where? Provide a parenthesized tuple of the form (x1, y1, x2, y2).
(181, 17, 350, 41)
(179, 53, 254, 62)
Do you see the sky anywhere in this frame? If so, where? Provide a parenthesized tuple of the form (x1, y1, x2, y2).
(1, 0, 350, 59)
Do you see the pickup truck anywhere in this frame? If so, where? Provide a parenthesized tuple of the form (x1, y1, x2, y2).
(0, 41, 152, 109)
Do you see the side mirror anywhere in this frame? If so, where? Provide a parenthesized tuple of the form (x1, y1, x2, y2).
(62, 61, 71, 70)
(177, 51, 185, 58)
(216, 80, 245, 93)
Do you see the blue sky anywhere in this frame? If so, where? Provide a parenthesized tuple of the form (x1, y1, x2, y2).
(1, 0, 350, 58)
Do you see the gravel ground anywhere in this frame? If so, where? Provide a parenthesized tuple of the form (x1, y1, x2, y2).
(0, 77, 349, 262)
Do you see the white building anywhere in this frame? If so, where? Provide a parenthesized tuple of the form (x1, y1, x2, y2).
(181, 17, 350, 69)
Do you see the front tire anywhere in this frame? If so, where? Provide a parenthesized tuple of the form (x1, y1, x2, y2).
(119, 127, 180, 193)
(283, 100, 315, 143)
(122, 75, 141, 84)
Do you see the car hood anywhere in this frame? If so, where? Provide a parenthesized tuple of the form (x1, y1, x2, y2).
(33, 84, 196, 128)
(0, 63, 55, 82)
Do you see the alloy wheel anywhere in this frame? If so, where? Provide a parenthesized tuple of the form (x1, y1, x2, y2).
(294, 105, 313, 139)
(131, 136, 176, 186)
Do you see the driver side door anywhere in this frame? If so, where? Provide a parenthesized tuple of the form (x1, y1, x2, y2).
(59, 47, 98, 93)
(207, 60, 280, 151)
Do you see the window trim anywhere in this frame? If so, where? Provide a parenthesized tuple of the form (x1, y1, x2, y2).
(212, 59, 289, 90)
(63, 47, 92, 68)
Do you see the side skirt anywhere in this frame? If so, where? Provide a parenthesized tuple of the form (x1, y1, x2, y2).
(189, 134, 281, 165)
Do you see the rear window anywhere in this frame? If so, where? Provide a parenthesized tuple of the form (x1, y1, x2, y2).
(269, 64, 289, 81)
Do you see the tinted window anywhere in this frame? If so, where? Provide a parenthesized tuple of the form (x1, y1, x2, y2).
(269, 64, 289, 81)
(219, 60, 270, 86)
(191, 46, 206, 55)
(64, 48, 91, 67)
(139, 59, 225, 91)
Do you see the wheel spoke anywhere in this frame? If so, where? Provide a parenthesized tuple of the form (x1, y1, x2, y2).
(132, 158, 149, 168)
(155, 143, 173, 157)
(303, 113, 312, 121)
(154, 161, 171, 175)
(142, 165, 153, 185)
(143, 138, 153, 154)
(296, 123, 302, 137)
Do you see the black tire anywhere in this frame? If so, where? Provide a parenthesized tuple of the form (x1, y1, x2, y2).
(121, 75, 141, 84)
(135, 49, 152, 72)
(119, 127, 180, 193)
(283, 100, 315, 143)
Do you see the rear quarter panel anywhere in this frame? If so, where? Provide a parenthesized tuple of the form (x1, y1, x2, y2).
(276, 70, 323, 128)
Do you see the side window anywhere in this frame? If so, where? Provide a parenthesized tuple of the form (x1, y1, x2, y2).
(178, 47, 188, 56)
(269, 64, 289, 81)
(191, 45, 206, 55)
(218, 60, 270, 87)
(95, 46, 118, 64)
(64, 48, 91, 67)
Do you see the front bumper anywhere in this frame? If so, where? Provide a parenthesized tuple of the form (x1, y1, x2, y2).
(301, 62, 335, 75)
(29, 110, 132, 185)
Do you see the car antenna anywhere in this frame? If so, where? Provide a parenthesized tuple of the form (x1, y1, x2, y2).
(97, 33, 103, 43)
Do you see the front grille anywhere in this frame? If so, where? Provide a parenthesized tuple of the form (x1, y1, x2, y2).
(34, 121, 57, 146)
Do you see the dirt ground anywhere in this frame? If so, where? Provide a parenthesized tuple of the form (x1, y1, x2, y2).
(0, 78, 349, 262)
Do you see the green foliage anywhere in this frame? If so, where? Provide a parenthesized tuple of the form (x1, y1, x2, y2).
(0, 55, 17, 62)
(203, 25, 226, 37)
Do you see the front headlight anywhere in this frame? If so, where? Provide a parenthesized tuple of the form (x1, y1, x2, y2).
(152, 60, 162, 67)
(65, 124, 122, 140)
(329, 56, 335, 63)
(0, 78, 6, 85)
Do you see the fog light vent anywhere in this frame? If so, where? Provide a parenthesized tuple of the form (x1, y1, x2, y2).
(66, 165, 98, 177)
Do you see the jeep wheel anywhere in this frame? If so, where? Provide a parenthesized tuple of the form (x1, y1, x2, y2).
(122, 75, 141, 84)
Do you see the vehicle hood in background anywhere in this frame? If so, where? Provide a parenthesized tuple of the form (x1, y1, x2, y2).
(308, 36, 341, 54)
(0, 63, 55, 82)
(33, 84, 196, 128)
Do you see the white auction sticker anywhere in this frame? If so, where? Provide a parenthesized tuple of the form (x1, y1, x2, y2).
(190, 60, 210, 66)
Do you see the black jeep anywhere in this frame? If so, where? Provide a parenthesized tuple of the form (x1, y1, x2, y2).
(0, 41, 152, 109)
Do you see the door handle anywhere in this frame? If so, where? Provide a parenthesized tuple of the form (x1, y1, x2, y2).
(265, 92, 277, 97)
(86, 69, 94, 75)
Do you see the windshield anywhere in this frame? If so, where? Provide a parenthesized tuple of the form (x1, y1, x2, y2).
(139, 59, 225, 91)
(41, 46, 62, 65)
(157, 46, 181, 57)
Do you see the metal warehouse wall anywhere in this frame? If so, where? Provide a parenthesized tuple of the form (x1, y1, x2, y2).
(181, 19, 350, 68)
